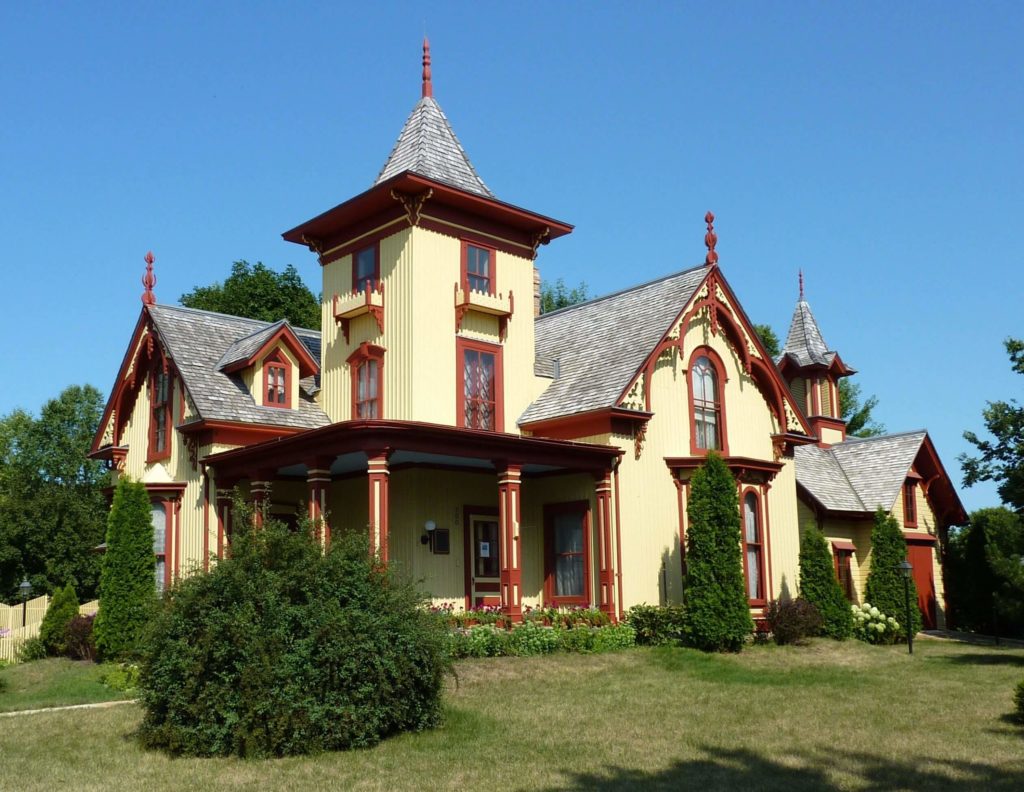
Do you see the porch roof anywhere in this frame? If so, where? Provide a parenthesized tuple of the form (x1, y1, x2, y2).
(203, 419, 622, 480)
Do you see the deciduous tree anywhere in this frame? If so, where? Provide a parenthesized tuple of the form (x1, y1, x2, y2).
(540, 278, 588, 313)
(180, 260, 320, 329)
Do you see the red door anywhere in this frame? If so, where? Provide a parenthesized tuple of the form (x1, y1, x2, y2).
(907, 541, 937, 629)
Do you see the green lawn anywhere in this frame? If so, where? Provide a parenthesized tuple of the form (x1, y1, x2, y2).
(0, 658, 131, 713)
(1, 639, 1023, 790)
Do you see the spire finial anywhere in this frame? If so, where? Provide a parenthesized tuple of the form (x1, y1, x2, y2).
(421, 37, 432, 98)
(141, 251, 156, 305)
(799, 269, 804, 301)
(704, 211, 718, 267)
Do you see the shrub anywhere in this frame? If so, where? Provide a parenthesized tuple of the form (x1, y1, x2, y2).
(94, 478, 159, 660)
(17, 636, 47, 662)
(851, 602, 900, 645)
(864, 508, 922, 638)
(765, 598, 823, 645)
(681, 453, 754, 652)
(798, 526, 853, 640)
(559, 626, 597, 653)
(102, 662, 141, 692)
(39, 582, 80, 656)
(138, 513, 450, 757)
(65, 614, 96, 661)
(626, 604, 687, 645)
(592, 623, 636, 652)
(507, 622, 561, 656)
(1014, 679, 1024, 723)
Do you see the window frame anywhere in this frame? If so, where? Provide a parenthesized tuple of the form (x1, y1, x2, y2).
(352, 242, 380, 294)
(147, 367, 173, 462)
(262, 350, 291, 409)
(740, 488, 766, 607)
(833, 548, 855, 601)
(151, 499, 171, 594)
(543, 500, 592, 608)
(461, 239, 497, 296)
(456, 337, 504, 432)
(903, 480, 918, 528)
(347, 343, 386, 420)
(687, 346, 729, 456)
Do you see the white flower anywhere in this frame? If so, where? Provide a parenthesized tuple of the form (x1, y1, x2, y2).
(892, 621, 899, 631)
(851, 605, 859, 614)
(875, 622, 886, 632)
(861, 602, 872, 611)
(887, 616, 896, 625)
(870, 607, 880, 618)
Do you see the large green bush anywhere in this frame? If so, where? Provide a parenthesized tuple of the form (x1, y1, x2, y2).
(39, 582, 79, 656)
(680, 453, 754, 652)
(864, 508, 923, 638)
(626, 604, 687, 645)
(798, 525, 853, 639)
(138, 513, 450, 757)
(1014, 678, 1024, 723)
(94, 478, 158, 660)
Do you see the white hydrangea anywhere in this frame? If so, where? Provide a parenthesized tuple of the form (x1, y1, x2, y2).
(870, 607, 880, 618)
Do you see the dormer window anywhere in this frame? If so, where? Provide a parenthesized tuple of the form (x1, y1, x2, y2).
(263, 351, 291, 408)
(348, 343, 385, 420)
(354, 244, 379, 293)
(462, 241, 495, 295)
(148, 369, 172, 462)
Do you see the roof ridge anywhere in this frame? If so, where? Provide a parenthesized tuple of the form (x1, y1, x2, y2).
(836, 429, 928, 445)
(820, 445, 867, 510)
(537, 264, 709, 322)
(153, 303, 321, 336)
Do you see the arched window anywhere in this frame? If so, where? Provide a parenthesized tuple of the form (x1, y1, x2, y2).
(348, 343, 385, 419)
(742, 491, 765, 604)
(689, 349, 727, 454)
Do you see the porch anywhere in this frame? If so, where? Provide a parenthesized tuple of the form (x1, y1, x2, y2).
(204, 420, 623, 621)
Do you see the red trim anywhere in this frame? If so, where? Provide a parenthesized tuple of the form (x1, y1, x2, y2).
(456, 337, 504, 432)
(146, 368, 173, 463)
(348, 343, 386, 419)
(463, 505, 500, 610)
(904, 531, 937, 544)
(595, 471, 615, 620)
(221, 324, 319, 379)
(461, 239, 497, 296)
(687, 346, 730, 456)
(666, 455, 782, 484)
(261, 350, 292, 409)
(367, 450, 390, 561)
(903, 481, 918, 528)
(178, 419, 304, 450)
(202, 473, 210, 572)
(831, 539, 857, 551)
(761, 481, 775, 602)
(352, 240, 380, 293)
(613, 465, 625, 620)
(498, 464, 523, 620)
(91, 311, 149, 455)
(740, 487, 767, 607)
(520, 406, 652, 441)
(543, 500, 592, 607)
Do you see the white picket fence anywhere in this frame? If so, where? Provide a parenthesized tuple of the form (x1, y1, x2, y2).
(0, 596, 99, 663)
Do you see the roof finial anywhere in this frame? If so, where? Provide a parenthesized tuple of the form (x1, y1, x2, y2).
(799, 269, 804, 301)
(421, 37, 432, 98)
(141, 251, 156, 305)
(704, 211, 718, 267)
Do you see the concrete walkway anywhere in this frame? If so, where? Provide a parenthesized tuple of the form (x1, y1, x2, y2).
(0, 698, 137, 718)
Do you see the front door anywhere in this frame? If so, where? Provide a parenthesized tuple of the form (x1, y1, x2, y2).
(907, 541, 937, 629)
(465, 509, 500, 607)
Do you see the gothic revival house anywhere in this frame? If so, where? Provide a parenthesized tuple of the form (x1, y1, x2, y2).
(90, 42, 965, 627)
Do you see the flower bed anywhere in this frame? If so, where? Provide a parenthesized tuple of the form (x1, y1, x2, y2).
(851, 602, 900, 644)
(448, 621, 635, 658)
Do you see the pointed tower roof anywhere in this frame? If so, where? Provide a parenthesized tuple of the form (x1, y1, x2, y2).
(374, 38, 493, 198)
(779, 271, 855, 374)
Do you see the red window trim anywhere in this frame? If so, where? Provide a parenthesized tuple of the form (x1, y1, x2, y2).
(741, 488, 766, 607)
(687, 346, 730, 456)
(150, 498, 172, 593)
(903, 481, 918, 528)
(347, 342, 386, 420)
(460, 239, 497, 296)
(147, 368, 173, 463)
(262, 350, 291, 409)
(543, 500, 592, 608)
(456, 337, 504, 432)
(833, 548, 855, 601)
(352, 241, 380, 293)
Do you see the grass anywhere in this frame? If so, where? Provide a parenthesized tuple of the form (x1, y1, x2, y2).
(1, 639, 1023, 790)
(0, 658, 131, 713)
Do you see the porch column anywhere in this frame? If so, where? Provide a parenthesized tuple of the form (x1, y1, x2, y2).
(497, 463, 523, 621)
(595, 469, 616, 621)
(215, 488, 233, 559)
(306, 458, 332, 548)
(250, 472, 273, 529)
(367, 449, 391, 562)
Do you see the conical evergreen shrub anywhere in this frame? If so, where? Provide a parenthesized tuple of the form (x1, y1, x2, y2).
(39, 582, 80, 655)
(798, 525, 853, 639)
(864, 507, 923, 637)
(681, 453, 754, 651)
(94, 478, 158, 660)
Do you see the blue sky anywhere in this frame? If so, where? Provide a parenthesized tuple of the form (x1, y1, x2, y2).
(1, 2, 1021, 513)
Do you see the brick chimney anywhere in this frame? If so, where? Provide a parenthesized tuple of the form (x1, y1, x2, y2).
(533, 268, 542, 317)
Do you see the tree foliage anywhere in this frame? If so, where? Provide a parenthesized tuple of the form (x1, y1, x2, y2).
(180, 260, 320, 329)
(681, 453, 754, 651)
(138, 508, 450, 757)
(753, 324, 781, 359)
(798, 524, 853, 639)
(961, 338, 1024, 514)
(0, 385, 107, 599)
(864, 508, 922, 637)
(39, 582, 80, 656)
(540, 278, 588, 314)
(839, 378, 886, 438)
(94, 478, 158, 660)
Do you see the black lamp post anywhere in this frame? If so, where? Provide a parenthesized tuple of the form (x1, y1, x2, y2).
(19, 578, 32, 628)
(898, 560, 913, 655)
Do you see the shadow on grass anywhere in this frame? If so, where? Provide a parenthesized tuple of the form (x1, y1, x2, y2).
(644, 646, 865, 688)
(929, 652, 1024, 667)
(545, 745, 1024, 792)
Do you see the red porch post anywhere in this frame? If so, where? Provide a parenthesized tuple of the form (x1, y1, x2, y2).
(215, 488, 233, 559)
(306, 457, 332, 548)
(595, 469, 616, 621)
(367, 449, 391, 562)
(250, 475, 272, 529)
(497, 463, 523, 622)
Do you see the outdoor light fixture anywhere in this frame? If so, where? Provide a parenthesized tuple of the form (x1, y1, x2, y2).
(898, 560, 913, 655)
(19, 578, 31, 628)
(421, 519, 437, 546)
